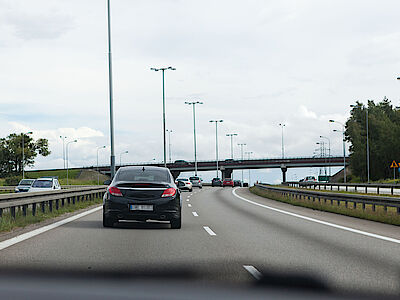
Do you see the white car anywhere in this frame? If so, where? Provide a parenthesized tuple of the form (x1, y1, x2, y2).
(29, 177, 61, 192)
(175, 178, 193, 192)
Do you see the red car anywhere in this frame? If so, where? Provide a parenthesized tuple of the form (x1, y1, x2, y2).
(222, 178, 234, 187)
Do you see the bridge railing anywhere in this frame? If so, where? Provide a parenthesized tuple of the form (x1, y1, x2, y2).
(255, 184, 400, 214)
(0, 186, 107, 219)
(285, 181, 400, 195)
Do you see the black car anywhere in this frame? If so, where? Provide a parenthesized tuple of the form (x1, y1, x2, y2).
(103, 166, 181, 229)
(233, 180, 242, 187)
(211, 177, 222, 187)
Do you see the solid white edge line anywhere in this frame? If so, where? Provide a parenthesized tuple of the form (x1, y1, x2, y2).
(192, 211, 199, 217)
(203, 226, 216, 236)
(188, 204, 192, 207)
(0, 206, 102, 251)
(243, 265, 262, 280)
(232, 188, 400, 244)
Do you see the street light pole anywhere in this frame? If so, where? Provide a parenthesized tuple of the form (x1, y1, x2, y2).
(185, 101, 203, 176)
(151, 66, 176, 167)
(60, 136, 67, 169)
(238, 143, 246, 184)
(166, 129, 173, 163)
(97, 146, 106, 185)
(119, 150, 129, 166)
(226, 133, 238, 159)
(331, 119, 346, 183)
(107, 0, 116, 179)
(66, 140, 77, 186)
(279, 123, 286, 159)
(209, 120, 223, 178)
(21, 131, 33, 179)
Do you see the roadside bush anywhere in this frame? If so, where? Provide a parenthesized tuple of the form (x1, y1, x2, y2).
(4, 176, 22, 186)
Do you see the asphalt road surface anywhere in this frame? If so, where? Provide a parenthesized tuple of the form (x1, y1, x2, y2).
(0, 187, 399, 295)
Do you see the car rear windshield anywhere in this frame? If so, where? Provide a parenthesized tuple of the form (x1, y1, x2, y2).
(116, 168, 170, 183)
(32, 180, 52, 188)
(177, 178, 188, 181)
(19, 179, 34, 186)
(189, 177, 199, 180)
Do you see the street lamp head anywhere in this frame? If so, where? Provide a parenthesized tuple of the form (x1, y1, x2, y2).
(219, 120, 223, 122)
(168, 67, 176, 70)
(198, 102, 203, 104)
(73, 140, 77, 143)
(150, 68, 159, 71)
(333, 129, 338, 132)
(27, 131, 33, 135)
(329, 120, 335, 123)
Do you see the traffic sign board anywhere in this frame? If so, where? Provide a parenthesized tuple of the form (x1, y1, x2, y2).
(390, 160, 398, 168)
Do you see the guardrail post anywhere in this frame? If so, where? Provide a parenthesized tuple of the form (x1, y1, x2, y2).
(22, 205, 27, 216)
(337, 185, 340, 191)
(345, 201, 348, 208)
(384, 205, 387, 213)
(365, 186, 367, 193)
(61, 198, 65, 207)
(0, 208, 2, 218)
(377, 187, 380, 194)
(73, 196, 76, 204)
(11, 206, 16, 219)
(55, 199, 59, 210)
(353, 202, 356, 209)
(32, 203, 36, 216)
(41, 202, 45, 213)
(372, 204, 376, 212)
(345, 186, 348, 192)
(49, 200, 53, 212)
(391, 187, 394, 195)
(397, 207, 400, 214)
(354, 186, 357, 192)
(330, 185, 333, 191)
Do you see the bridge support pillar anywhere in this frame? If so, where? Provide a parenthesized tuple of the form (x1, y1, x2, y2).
(222, 169, 233, 180)
(171, 171, 180, 180)
(281, 164, 287, 183)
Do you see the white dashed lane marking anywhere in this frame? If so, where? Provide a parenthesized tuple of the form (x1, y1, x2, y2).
(203, 226, 217, 236)
(188, 204, 192, 207)
(243, 265, 262, 280)
(192, 212, 199, 217)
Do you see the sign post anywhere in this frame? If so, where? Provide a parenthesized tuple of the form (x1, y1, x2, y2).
(390, 160, 398, 182)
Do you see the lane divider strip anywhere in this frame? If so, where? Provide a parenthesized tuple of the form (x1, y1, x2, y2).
(232, 188, 400, 244)
(192, 212, 199, 217)
(0, 206, 102, 251)
(188, 204, 192, 207)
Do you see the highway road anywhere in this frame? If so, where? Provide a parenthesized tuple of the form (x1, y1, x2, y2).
(0, 187, 399, 296)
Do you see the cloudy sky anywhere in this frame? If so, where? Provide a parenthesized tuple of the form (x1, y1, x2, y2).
(1, 0, 400, 183)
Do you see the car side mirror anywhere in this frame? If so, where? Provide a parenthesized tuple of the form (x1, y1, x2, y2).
(103, 179, 112, 185)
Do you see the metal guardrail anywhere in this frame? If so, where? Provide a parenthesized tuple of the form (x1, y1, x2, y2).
(254, 184, 400, 214)
(0, 186, 107, 219)
(285, 181, 400, 195)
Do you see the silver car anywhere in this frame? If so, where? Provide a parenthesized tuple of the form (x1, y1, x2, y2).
(189, 176, 202, 189)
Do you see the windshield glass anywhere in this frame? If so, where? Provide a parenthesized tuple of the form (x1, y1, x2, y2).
(116, 169, 170, 182)
(32, 180, 52, 188)
(2, 2, 400, 298)
(19, 180, 34, 186)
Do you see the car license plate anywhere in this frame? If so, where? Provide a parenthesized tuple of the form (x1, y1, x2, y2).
(129, 204, 153, 211)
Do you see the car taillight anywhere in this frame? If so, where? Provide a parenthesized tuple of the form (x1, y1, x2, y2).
(161, 187, 176, 197)
(108, 186, 123, 197)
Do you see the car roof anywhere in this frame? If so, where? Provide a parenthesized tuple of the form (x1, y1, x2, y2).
(118, 166, 169, 171)
(36, 177, 53, 181)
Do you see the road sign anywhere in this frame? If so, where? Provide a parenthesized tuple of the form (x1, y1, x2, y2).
(390, 160, 398, 168)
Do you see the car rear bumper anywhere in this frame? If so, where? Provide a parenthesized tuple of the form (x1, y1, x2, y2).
(104, 196, 181, 221)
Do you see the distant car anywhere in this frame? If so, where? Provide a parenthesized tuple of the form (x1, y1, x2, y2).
(303, 176, 317, 183)
(222, 178, 234, 187)
(233, 180, 242, 187)
(103, 166, 181, 229)
(175, 178, 193, 192)
(174, 160, 189, 165)
(189, 176, 202, 189)
(29, 177, 61, 192)
(14, 179, 35, 193)
(211, 178, 222, 187)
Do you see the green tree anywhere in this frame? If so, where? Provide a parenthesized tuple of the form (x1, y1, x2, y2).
(0, 133, 51, 176)
(346, 97, 400, 181)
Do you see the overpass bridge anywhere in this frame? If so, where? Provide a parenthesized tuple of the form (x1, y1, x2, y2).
(97, 156, 349, 181)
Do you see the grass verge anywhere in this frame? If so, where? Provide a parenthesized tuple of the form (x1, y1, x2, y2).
(0, 197, 102, 233)
(250, 186, 400, 226)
